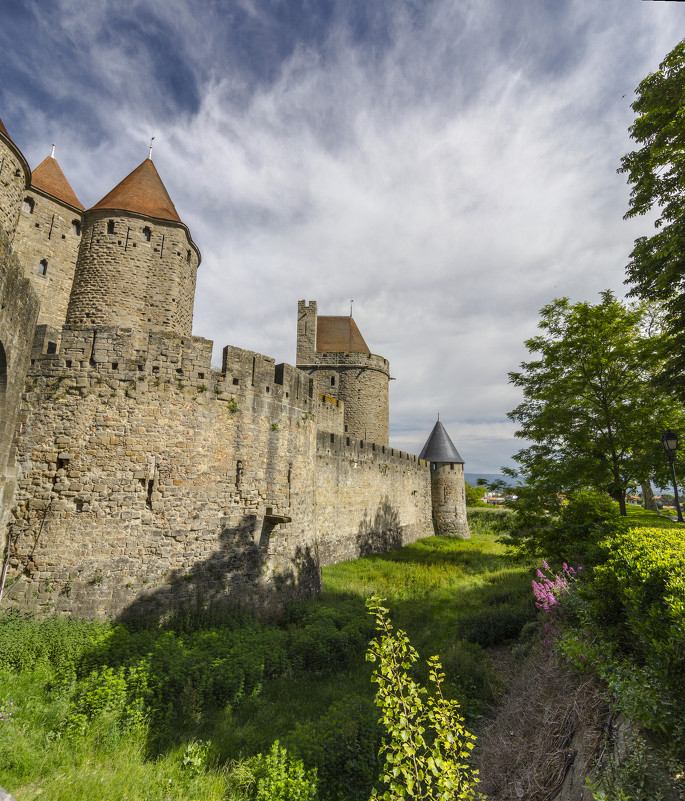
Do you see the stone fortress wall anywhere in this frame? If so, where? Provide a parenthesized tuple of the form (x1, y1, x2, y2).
(0, 116, 463, 620)
(3, 325, 431, 618)
(12, 188, 82, 330)
(0, 125, 29, 243)
(0, 226, 40, 569)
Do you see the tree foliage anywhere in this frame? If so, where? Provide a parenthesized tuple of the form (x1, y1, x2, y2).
(619, 38, 685, 393)
(464, 482, 487, 507)
(507, 292, 684, 514)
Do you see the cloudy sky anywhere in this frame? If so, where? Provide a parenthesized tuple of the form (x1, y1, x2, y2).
(1, 1, 682, 472)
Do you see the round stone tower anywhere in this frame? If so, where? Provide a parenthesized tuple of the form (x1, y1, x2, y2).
(0, 117, 30, 242)
(12, 151, 85, 329)
(419, 419, 469, 538)
(66, 157, 200, 346)
(296, 300, 390, 445)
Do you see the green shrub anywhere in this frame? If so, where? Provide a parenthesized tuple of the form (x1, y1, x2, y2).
(556, 526, 685, 753)
(287, 696, 380, 801)
(366, 597, 480, 800)
(466, 506, 512, 536)
(254, 741, 317, 801)
(460, 599, 535, 647)
(499, 488, 625, 565)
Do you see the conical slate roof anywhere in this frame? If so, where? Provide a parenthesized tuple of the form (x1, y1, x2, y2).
(31, 156, 84, 210)
(419, 420, 464, 463)
(90, 158, 182, 223)
(317, 316, 370, 354)
(0, 117, 8, 139)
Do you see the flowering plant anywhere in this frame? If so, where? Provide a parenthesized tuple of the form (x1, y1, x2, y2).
(0, 700, 14, 724)
(531, 560, 581, 613)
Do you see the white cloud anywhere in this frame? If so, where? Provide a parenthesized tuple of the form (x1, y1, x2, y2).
(5, 0, 684, 471)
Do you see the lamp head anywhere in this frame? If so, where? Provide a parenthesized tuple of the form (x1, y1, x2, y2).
(662, 430, 678, 455)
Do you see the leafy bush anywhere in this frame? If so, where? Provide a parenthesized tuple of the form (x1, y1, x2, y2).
(0, 611, 109, 673)
(547, 526, 685, 754)
(460, 599, 535, 647)
(366, 597, 480, 801)
(255, 741, 317, 800)
(499, 488, 625, 565)
(287, 696, 380, 801)
(466, 506, 512, 536)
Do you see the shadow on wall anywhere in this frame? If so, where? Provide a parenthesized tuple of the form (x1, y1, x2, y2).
(356, 496, 403, 557)
(116, 515, 322, 626)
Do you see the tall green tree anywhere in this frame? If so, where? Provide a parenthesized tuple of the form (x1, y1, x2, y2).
(619, 38, 685, 394)
(507, 292, 684, 515)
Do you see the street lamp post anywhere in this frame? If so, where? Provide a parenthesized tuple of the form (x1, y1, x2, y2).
(661, 430, 684, 523)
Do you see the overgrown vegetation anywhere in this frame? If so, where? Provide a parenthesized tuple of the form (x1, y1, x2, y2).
(0, 521, 534, 800)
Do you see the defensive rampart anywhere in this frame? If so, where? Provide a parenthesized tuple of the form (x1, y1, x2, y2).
(3, 328, 432, 618)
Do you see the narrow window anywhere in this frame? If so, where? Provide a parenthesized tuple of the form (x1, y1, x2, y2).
(38, 259, 48, 276)
(46, 341, 57, 355)
(330, 375, 336, 387)
(236, 460, 243, 488)
(71, 219, 81, 236)
(23, 197, 34, 214)
(186, 250, 191, 262)
(142, 226, 151, 242)
(450, 463, 454, 470)
(107, 220, 115, 234)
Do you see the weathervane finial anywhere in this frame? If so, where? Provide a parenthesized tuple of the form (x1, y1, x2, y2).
(149, 136, 155, 159)
(50, 143, 55, 158)
(350, 300, 354, 317)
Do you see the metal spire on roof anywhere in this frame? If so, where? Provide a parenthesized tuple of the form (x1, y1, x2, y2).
(149, 136, 155, 159)
(350, 299, 354, 317)
(50, 143, 55, 158)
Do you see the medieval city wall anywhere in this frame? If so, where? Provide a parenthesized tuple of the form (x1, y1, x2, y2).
(0, 133, 29, 242)
(3, 328, 433, 619)
(314, 431, 432, 564)
(0, 224, 41, 562)
(12, 190, 82, 329)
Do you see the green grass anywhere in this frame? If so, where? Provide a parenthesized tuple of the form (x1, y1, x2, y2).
(624, 504, 682, 529)
(0, 524, 534, 800)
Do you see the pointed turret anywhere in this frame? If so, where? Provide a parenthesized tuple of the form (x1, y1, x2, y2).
(420, 419, 469, 538)
(419, 420, 464, 463)
(31, 156, 84, 211)
(91, 158, 182, 223)
(66, 156, 200, 345)
(0, 116, 30, 241)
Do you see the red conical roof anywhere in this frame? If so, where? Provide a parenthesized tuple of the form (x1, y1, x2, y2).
(90, 158, 182, 223)
(31, 156, 84, 210)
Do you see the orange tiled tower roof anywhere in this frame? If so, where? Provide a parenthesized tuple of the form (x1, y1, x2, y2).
(90, 158, 182, 223)
(31, 156, 84, 210)
(316, 316, 370, 354)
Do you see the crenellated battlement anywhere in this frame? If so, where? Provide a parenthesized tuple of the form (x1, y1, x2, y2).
(316, 429, 428, 470)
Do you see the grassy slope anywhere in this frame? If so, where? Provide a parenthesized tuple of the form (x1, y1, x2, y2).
(0, 527, 534, 801)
